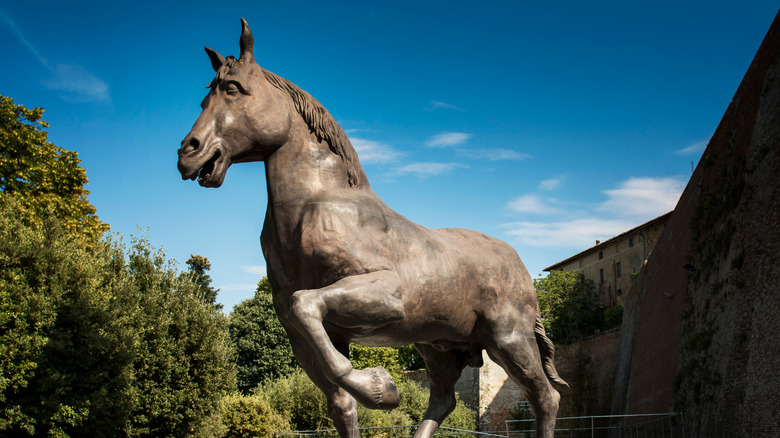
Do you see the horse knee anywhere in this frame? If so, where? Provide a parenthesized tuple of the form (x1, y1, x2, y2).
(328, 391, 357, 418)
(288, 290, 324, 322)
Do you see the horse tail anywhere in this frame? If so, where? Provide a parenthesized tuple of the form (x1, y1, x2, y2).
(534, 314, 569, 388)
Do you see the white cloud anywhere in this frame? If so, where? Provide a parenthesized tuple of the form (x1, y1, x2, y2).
(674, 140, 707, 156)
(598, 177, 685, 221)
(476, 148, 531, 161)
(241, 265, 267, 276)
(503, 176, 685, 248)
(45, 64, 111, 103)
(506, 194, 561, 215)
(539, 177, 562, 191)
(395, 162, 464, 177)
(426, 132, 471, 148)
(351, 138, 403, 164)
(424, 101, 463, 111)
(503, 218, 636, 248)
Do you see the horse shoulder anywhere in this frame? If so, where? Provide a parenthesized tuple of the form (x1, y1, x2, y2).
(299, 191, 395, 276)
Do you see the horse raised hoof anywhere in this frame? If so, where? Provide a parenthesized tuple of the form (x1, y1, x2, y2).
(343, 366, 400, 410)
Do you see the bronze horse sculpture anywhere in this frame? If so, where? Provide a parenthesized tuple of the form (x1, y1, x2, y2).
(178, 19, 567, 438)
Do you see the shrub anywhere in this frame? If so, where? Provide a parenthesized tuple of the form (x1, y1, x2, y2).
(220, 393, 290, 438)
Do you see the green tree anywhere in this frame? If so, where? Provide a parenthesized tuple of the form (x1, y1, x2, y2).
(0, 198, 236, 437)
(534, 270, 602, 344)
(184, 254, 221, 309)
(229, 277, 299, 392)
(123, 237, 236, 437)
(0, 198, 135, 436)
(0, 95, 107, 240)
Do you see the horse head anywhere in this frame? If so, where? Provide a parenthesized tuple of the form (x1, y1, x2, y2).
(178, 18, 292, 187)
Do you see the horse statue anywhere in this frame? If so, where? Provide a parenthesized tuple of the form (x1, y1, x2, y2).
(178, 18, 567, 438)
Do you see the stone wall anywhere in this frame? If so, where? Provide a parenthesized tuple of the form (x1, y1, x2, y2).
(612, 10, 780, 437)
(405, 328, 622, 432)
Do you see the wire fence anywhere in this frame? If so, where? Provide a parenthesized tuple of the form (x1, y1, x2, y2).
(275, 413, 685, 438)
(506, 413, 685, 438)
(276, 425, 504, 438)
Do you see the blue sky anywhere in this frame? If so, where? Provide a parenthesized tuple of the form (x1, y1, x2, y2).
(2, 1, 777, 311)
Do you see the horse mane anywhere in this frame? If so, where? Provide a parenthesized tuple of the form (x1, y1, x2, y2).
(262, 69, 367, 188)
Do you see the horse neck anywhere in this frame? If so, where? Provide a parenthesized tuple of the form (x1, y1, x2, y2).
(263, 115, 367, 234)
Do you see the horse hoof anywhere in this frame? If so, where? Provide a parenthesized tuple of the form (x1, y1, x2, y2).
(345, 366, 400, 410)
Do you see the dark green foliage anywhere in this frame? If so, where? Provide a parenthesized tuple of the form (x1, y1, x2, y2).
(0, 198, 135, 436)
(603, 305, 623, 328)
(125, 237, 237, 437)
(229, 277, 299, 392)
(0, 199, 236, 437)
(534, 270, 602, 344)
(396, 344, 425, 371)
(0, 95, 107, 241)
(183, 254, 221, 309)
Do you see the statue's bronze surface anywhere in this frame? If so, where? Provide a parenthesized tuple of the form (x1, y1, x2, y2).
(178, 19, 566, 438)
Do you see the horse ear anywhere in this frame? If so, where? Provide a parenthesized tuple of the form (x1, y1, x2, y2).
(204, 47, 225, 72)
(239, 18, 255, 64)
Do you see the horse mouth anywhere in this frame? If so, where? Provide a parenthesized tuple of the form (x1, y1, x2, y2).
(197, 149, 222, 185)
(180, 147, 228, 188)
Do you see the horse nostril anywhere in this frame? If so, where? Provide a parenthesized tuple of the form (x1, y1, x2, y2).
(181, 137, 200, 154)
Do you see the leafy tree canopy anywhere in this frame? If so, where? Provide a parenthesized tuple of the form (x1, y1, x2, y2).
(184, 254, 221, 308)
(0, 198, 235, 437)
(534, 270, 602, 344)
(230, 277, 299, 392)
(0, 95, 107, 240)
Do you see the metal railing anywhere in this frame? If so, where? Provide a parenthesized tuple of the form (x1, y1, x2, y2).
(275, 413, 684, 438)
(505, 413, 685, 438)
(276, 426, 504, 438)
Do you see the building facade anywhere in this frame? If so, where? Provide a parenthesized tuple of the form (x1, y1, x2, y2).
(543, 212, 671, 308)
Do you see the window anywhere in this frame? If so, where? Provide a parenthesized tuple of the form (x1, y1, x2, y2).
(598, 251, 603, 260)
(599, 268, 605, 283)
(629, 237, 635, 247)
(616, 262, 622, 277)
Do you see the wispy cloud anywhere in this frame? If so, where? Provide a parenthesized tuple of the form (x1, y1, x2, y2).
(598, 177, 684, 221)
(423, 101, 464, 111)
(505, 194, 561, 215)
(1, 10, 110, 103)
(426, 132, 471, 148)
(241, 265, 267, 276)
(503, 217, 636, 248)
(45, 64, 111, 103)
(674, 140, 707, 156)
(1, 10, 49, 67)
(539, 177, 563, 191)
(395, 162, 465, 177)
(473, 148, 531, 161)
(351, 138, 403, 164)
(503, 176, 685, 248)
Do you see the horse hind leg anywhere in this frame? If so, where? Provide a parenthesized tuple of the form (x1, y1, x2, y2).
(412, 344, 469, 438)
(486, 335, 560, 438)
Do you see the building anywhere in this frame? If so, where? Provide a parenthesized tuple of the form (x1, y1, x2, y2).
(543, 212, 671, 308)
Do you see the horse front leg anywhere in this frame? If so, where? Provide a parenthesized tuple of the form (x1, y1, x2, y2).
(283, 321, 359, 438)
(287, 270, 405, 410)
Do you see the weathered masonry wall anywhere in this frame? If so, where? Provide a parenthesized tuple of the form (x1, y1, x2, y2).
(612, 10, 780, 437)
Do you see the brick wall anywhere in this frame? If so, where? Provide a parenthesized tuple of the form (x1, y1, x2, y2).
(613, 10, 780, 436)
